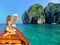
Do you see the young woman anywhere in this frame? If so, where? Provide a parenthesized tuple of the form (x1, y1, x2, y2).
(4, 15, 17, 36)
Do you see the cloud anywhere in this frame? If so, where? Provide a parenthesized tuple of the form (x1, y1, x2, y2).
(49, 0, 60, 3)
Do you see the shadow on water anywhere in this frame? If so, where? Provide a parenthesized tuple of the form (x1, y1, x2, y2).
(0, 24, 60, 45)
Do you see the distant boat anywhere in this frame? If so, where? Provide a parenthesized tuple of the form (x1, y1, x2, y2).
(52, 23, 56, 24)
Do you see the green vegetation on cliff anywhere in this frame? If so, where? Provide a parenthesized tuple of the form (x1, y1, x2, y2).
(22, 2, 60, 24)
(44, 2, 60, 24)
(22, 4, 45, 24)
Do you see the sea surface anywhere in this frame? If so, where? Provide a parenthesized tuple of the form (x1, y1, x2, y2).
(0, 24, 60, 45)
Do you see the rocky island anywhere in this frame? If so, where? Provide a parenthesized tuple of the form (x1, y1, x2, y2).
(22, 2, 60, 24)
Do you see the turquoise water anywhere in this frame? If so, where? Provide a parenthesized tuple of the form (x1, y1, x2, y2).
(0, 24, 60, 45)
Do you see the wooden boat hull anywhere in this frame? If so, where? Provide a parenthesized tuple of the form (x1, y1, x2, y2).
(0, 28, 29, 45)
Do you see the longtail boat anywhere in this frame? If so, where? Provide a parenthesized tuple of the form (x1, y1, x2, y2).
(0, 28, 29, 45)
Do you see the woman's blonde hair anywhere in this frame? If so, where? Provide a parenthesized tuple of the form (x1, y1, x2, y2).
(6, 15, 11, 28)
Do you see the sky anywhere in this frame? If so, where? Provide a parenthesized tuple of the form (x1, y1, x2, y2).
(0, 0, 60, 24)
